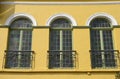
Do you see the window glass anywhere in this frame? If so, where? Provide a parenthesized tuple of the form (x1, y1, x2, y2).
(90, 18, 115, 68)
(49, 18, 75, 68)
(5, 18, 33, 68)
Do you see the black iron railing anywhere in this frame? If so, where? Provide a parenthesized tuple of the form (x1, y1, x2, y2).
(116, 72, 120, 79)
(48, 50, 77, 69)
(90, 50, 120, 69)
(4, 50, 34, 68)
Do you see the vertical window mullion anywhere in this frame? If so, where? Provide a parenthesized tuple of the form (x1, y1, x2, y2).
(18, 30, 23, 67)
(19, 30, 23, 51)
(100, 30, 105, 68)
(60, 30, 63, 67)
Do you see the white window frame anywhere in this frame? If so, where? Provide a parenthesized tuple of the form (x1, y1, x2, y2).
(46, 13, 77, 26)
(5, 13, 37, 26)
(86, 12, 118, 26)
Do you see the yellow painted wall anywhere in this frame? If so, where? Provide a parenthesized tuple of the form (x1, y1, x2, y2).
(114, 28, 120, 50)
(0, 1, 120, 79)
(0, 4, 120, 25)
(0, 28, 8, 70)
(0, 72, 116, 79)
(32, 28, 49, 70)
(73, 28, 91, 70)
(0, 2, 120, 70)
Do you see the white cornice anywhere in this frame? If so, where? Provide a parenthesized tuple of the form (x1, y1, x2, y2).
(1, 1, 120, 5)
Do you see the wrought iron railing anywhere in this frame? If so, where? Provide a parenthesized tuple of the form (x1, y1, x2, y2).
(48, 50, 77, 69)
(90, 50, 120, 69)
(4, 50, 35, 68)
(116, 72, 120, 79)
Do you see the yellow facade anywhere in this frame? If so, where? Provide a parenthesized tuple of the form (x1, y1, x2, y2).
(0, 0, 120, 79)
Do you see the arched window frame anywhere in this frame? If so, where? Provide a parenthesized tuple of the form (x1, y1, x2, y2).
(5, 13, 37, 26)
(46, 13, 77, 26)
(5, 13, 36, 69)
(47, 14, 77, 69)
(88, 13, 118, 69)
(86, 12, 118, 26)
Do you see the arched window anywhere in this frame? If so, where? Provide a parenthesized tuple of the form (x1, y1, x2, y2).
(5, 18, 33, 68)
(48, 18, 76, 68)
(90, 18, 116, 68)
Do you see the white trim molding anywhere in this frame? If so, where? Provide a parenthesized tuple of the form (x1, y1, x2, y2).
(1, 1, 120, 5)
(5, 13, 37, 26)
(86, 12, 118, 26)
(46, 13, 77, 26)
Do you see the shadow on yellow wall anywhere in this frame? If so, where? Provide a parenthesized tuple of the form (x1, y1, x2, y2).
(0, 4, 15, 25)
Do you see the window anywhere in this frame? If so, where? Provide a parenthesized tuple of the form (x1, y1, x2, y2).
(90, 18, 116, 68)
(5, 18, 34, 68)
(48, 18, 76, 68)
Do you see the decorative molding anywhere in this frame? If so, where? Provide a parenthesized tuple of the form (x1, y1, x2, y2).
(1, 1, 120, 5)
(5, 13, 37, 26)
(46, 13, 77, 26)
(86, 12, 118, 26)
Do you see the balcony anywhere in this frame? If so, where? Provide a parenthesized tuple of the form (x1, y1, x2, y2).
(4, 50, 35, 69)
(90, 50, 120, 69)
(48, 50, 77, 69)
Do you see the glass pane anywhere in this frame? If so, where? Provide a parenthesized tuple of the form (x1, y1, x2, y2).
(62, 30, 73, 67)
(49, 30, 60, 68)
(49, 52, 60, 68)
(50, 18, 71, 28)
(104, 51, 116, 67)
(90, 30, 101, 50)
(63, 30, 72, 50)
(90, 18, 111, 27)
(62, 52, 73, 67)
(103, 30, 113, 50)
(8, 30, 20, 50)
(22, 30, 32, 51)
(103, 30, 115, 67)
(91, 51, 102, 68)
(20, 52, 31, 67)
(5, 51, 19, 68)
(11, 18, 32, 28)
(49, 30, 60, 50)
